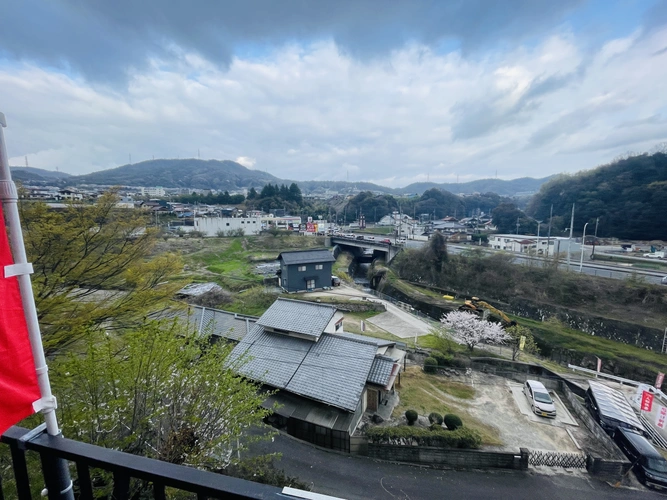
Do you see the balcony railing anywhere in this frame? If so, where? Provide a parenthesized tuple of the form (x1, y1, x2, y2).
(1, 426, 284, 499)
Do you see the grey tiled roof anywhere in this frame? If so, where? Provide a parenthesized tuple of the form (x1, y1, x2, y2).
(278, 249, 336, 265)
(367, 356, 395, 386)
(332, 331, 396, 347)
(229, 325, 377, 412)
(257, 298, 336, 339)
(153, 305, 255, 342)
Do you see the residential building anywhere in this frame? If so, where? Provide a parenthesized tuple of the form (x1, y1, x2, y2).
(277, 249, 336, 292)
(227, 298, 405, 452)
(141, 186, 166, 197)
(489, 234, 580, 257)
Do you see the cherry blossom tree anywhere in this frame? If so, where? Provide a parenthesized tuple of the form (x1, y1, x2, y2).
(439, 310, 510, 351)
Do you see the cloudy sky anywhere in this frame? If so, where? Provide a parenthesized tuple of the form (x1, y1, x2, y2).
(1, 0, 667, 187)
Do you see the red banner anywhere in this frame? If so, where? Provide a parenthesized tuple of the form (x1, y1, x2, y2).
(0, 204, 40, 435)
(641, 391, 654, 413)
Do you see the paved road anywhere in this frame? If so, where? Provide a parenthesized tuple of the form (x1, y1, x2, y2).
(246, 431, 662, 500)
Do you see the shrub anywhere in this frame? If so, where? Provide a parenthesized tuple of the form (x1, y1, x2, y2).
(366, 425, 481, 449)
(405, 410, 418, 425)
(444, 414, 463, 430)
(423, 357, 438, 373)
(431, 351, 453, 366)
(428, 412, 443, 425)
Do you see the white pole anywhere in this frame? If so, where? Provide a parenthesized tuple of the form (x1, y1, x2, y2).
(579, 222, 589, 272)
(566, 203, 575, 269)
(0, 113, 73, 498)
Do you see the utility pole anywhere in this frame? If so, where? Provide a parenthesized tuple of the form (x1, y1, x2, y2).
(594, 217, 599, 237)
(536, 220, 542, 257)
(547, 204, 553, 257)
(516, 217, 520, 235)
(566, 203, 575, 269)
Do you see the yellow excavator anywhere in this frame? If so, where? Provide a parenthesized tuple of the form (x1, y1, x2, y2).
(459, 297, 516, 327)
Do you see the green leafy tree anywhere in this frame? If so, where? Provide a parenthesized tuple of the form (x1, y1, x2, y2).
(20, 192, 183, 353)
(53, 321, 272, 469)
(506, 325, 540, 361)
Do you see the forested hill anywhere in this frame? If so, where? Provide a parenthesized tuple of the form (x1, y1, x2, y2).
(526, 152, 667, 240)
(10, 167, 71, 183)
(397, 176, 553, 196)
(70, 159, 280, 190)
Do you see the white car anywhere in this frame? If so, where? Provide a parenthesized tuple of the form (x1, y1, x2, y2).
(523, 380, 557, 418)
(662, 276, 667, 285)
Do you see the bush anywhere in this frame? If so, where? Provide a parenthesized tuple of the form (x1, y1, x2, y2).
(444, 414, 463, 430)
(423, 357, 438, 373)
(428, 412, 443, 425)
(405, 410, 418, 425)
(431, 352, 453, 366)
(366, 425, 481, 449)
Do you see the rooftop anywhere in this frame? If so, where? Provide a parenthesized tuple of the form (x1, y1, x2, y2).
(278, 249, 336, 265)
(229, 324, 377, 412)
(367, 355, 396, 387)
(257, 298, 336, 339)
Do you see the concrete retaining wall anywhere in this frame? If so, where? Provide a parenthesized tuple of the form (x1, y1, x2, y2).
(367, 443, 528, 470)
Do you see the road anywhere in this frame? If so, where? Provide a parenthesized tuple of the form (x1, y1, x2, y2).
(245, 430, 662, 500)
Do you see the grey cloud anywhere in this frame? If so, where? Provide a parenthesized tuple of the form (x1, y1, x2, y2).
(1, 0, 583, 83)
(451, 68, 582, 140)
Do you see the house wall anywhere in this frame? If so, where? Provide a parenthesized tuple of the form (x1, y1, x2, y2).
(280, 261, 333, 292)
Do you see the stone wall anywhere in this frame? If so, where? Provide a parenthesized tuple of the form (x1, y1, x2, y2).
(506, 299, 664, 351)
(367, 443, 528, 470)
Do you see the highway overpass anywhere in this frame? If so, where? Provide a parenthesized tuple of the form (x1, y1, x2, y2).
(327, 236, 402, 263)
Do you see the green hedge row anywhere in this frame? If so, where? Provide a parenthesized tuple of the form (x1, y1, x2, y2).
(366, 425, 482, 449)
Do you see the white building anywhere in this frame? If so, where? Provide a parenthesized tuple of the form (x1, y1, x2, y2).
(141, 186, 166, 197)
(489, 234, 580, 257)
(179, 217, 262, 236)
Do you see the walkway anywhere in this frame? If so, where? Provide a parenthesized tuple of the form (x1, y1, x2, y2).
(304, 285, 433, 339)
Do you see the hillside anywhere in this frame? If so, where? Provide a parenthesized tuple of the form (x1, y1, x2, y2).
(526, 152, 667, 240)
(70, 159, 280, 190)
(398, 176, 553, 197)
(10, 167, 71, 183)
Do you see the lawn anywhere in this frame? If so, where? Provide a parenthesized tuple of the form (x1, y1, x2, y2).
(394, 366, 502, 446)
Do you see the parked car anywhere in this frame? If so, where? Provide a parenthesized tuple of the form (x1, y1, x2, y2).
(661, 276, 667, 285)
(614, 427, 667, 490)
(523, 380, 556, 418)
(331, 275, 341, 287)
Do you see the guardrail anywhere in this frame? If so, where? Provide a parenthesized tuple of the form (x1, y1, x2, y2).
(366, 289, 438, 325)
(567, 364, 641, 387)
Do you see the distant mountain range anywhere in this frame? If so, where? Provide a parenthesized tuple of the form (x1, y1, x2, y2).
(10, 159, 552, 197)
(10, 167, 71, 183)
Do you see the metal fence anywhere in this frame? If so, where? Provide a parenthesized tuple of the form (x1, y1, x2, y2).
(528, 449, 587, 468)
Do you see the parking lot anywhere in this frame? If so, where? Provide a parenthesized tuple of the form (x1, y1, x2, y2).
(462, 372, 595, 454)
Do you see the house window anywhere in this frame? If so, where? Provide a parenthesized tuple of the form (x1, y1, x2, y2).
(298, 265, 306, 272)
(315, 264, 323, 270)
(306, 279, 315, 289)
(226, 223, 230, 226)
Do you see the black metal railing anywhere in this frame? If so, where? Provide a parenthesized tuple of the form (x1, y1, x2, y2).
(1, 426, 284, 500)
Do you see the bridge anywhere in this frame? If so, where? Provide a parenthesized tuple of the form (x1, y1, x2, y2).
(327, 236, 403, 263)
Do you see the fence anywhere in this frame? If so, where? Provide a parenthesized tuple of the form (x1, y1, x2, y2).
(528, 449, 587, 468)
(367, 444, 529, 470)
(1, 426, 284, 500)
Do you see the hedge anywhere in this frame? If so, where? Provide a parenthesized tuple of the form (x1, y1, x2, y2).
(366, 425, 482, 449)
(423, 357, 438, 373)
(444, 414, 463, 430)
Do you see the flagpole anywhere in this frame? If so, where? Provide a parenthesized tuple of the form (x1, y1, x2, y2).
(0, 113, 74, 499)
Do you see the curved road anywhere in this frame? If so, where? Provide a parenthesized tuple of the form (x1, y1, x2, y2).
(246, 431, 661, 500)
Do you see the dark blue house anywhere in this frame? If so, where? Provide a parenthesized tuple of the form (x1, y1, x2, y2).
(277, 249, 336, 292)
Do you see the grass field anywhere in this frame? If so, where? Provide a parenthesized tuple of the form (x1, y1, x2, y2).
(394, 366, 502, 446)
(512, 315, 667, 375)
